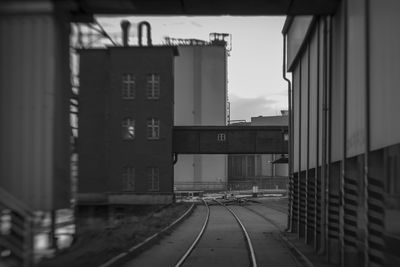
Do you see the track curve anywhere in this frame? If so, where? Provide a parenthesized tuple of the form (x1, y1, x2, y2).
(175, 199, 210, 267)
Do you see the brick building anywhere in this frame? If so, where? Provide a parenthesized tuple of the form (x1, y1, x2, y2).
(78, 46, 178, 208)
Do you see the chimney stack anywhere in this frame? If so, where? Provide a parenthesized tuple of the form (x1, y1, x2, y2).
(120, 20, 131, 47)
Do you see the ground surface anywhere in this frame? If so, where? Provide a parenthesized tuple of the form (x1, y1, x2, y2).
(124, 197, 299, 267)
(37, 203, 191, 267)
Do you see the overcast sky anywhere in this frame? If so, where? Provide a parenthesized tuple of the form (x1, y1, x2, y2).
(97, 16, 288, 121)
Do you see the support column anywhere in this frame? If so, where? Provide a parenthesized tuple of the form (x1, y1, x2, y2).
(0, 1, 71, 211)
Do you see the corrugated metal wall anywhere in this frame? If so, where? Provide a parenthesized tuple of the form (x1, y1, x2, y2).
(0, 13, 70, 211)
(331, 5, 344, 163)
(346, 0, 366, 158)
(300, 50, 309, 172)
(286, 0, 400, 266)
(308, 29, 318, 169)
(293, 67, 300, 173)
(369, 0, 400, 150)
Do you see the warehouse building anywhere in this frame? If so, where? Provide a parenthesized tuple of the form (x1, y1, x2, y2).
(284, 1, 400, 266)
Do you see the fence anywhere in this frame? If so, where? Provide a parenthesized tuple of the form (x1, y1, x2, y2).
(228, 176, 289, 191)
(174, 176, 289, 192)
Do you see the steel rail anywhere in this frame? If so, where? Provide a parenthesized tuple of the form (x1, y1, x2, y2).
(215, 200, 258, 267)
(174, 199, 210, 267)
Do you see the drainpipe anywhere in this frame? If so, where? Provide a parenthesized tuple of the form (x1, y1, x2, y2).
(364, 0, 371, 265)
(282, 33, 293, 232)
(340, 1, 348, 264)
(320, 17, 328, 255)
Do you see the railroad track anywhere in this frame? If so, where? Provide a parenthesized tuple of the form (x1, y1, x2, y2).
(175, 199, 258, 267)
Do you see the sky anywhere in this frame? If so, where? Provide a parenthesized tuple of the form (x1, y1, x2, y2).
(97, 16, 288, 121)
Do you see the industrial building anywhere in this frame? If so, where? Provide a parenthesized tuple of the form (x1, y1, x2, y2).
(284, 1, 400, 266)
(77, 22, 178, 207)
(228, 113, 289, 190)
(173, 35, 229, 192)
(2, 1, 400, 266)
(77, 28, 230, 207)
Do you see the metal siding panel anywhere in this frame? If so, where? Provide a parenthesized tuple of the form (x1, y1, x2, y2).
(0, 19, 12, 192)
(346, 0, 366, 158)
(318, 20, 324, 166)
(21, 18, 33, 209)
(309, 28, 318, 168)
(40, 17, 55, 210)
(174, 47, 195, 125)
(331, 5, 344, 162)
(32, 17, 46, 210)
(201, 46, 226, 126)
(0, 15, 61, 210)
(300, 51, 308, 171)
(10, 19, 20, 200)
(370, 0, 400, 150)
(53, 16, 71, 209)
(293, 67, 300, 172)
(287, 16, 315, 70)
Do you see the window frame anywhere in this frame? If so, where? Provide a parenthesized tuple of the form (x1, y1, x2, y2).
(217, 133, 226, 142)
(122, 117, 135, 140)
(147, 167, 160, 191)
(122, 73, 136, 99)
(146, 118, 160, 140)
(146, 73, 160, 100)
(122, 166, 135, 191)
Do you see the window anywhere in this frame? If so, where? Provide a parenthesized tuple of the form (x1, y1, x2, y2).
(147, 118, 160, 139)
(122, 118, 135, 140)
(147, 167, 159, 191)
(122, 73, 135, 99)
(217, 133, 226, 142)
(146, 73, 160, 99)
(122, 167, 135, 191)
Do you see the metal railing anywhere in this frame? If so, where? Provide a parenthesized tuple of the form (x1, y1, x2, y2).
(174, 177, 289, 192)
(174, 181, 227, 191)
(0, 187, 33, 267)
(228, 176, 289, 191)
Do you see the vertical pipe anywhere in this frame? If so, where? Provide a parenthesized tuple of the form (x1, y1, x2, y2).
(326, 15, 333, 260)
(138, 21, 152, 47)
(298, 57, 302, 239)
(320, 16, 328, 255)
(120, 20, 131, 47)
(306, 37, 311, 245)
(340, 1, 348, 265)
(282, 34, 293, 231)
(314, 18, 320, 251)
(364, 0, 371, 265)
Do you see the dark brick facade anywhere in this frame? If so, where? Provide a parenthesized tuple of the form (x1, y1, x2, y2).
(78, 46, 177, 205)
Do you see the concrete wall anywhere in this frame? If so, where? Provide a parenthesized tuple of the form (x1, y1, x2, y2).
(174, 45, 227, 189)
